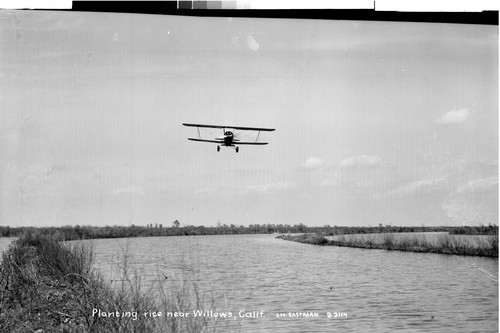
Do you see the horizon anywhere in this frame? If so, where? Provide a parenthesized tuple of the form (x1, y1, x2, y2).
(1, 11, 497, 228)
(1, 223, 497, 229)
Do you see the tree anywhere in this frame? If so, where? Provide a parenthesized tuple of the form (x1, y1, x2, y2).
(173, 220, 180, 228)
(297, 223, 307, 233)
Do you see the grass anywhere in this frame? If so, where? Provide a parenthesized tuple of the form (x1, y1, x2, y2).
(278, 233, 499, 257)
(0, 232, 238, 332)
(276, 233, 329, 245)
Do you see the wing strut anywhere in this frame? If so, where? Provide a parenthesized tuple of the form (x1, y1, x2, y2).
(256, 130, 261, 143)
(197, 126, 201, 139)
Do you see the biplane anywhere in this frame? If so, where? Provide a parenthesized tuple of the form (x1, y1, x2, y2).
(182, 123, 275, 153)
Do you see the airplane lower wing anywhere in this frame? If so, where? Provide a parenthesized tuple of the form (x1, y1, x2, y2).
(188, 138, 221, 143)
(188, 138, 268, 145)
(232, 142, 268, 145)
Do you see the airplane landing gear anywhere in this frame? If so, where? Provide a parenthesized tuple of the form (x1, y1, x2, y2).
(217, 145, 220, 152)
(236, 147, 239, 153)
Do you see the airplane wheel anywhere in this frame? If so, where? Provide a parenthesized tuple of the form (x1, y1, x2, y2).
(217, 146, 220, 152)
(236, 147, 239, 153)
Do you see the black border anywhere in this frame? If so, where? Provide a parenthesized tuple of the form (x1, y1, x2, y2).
(57, 1, 499, 25)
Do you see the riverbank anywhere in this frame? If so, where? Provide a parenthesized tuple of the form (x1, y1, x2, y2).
(277, 233, 499, 257)
(0, 232, 233, 332)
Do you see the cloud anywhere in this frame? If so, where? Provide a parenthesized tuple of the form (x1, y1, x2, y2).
(320, 178, 337, 188)
(246, 36, 259, 51)
(301, 156, 324, 169)
(23, 12, 86, 31)
(245, 182, 295, 192)
(442, 176, 498, 224)
(111, 186, 144, 195)
(194, 186, 220, 196)
(456, 175, 498, 194)
(383, 177, 448, 198)
(435, 108, 470, 124)
(339, 155, 381, 170)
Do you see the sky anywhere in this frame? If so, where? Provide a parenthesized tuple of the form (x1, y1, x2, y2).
(0, 10, 497, 227)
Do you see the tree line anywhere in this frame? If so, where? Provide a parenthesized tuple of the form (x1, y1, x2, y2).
(0, 223, 497, 240)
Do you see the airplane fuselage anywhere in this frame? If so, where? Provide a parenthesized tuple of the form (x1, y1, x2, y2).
(216, 131, 237, 146)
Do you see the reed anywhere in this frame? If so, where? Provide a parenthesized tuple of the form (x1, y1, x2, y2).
(276, 233, 328, 245)
(279, 233, 498, 257)
(0, 231, 237, 332)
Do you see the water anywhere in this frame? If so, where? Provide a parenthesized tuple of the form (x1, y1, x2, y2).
(0, 237, 17, 256)
(84, 234, 498, 332)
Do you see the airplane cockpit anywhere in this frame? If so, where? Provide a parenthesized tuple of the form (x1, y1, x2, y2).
(224, 131, 233, 136)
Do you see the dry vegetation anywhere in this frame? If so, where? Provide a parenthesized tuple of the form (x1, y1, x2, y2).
(278, 233, 499, 257)
(0, 232, 238, 333)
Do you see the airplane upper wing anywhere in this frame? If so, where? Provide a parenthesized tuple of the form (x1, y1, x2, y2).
(183, 123, 275, 132)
